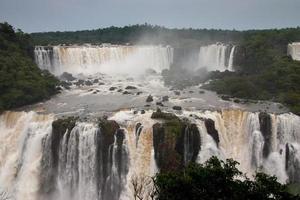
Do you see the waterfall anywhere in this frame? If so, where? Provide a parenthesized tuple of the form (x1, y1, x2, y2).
(287, 42, 300, 61)
(34, 45, 174, 76)
(1, 109, 300, 199)
(228, 46, 235, 71)
(198, 43, 235, 71)
(0, 111, 54, 200)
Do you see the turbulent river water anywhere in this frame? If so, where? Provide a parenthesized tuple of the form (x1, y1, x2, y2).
(0, 44, 299, 200)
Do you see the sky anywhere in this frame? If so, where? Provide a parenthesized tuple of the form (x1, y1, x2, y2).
(0, 0, 300, 33)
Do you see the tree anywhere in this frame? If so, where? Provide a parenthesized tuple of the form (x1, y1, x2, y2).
(153, 156, 300, 200)
(131, 174, 156, 200)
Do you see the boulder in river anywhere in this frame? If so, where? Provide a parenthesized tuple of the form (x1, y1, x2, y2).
(162, 96, 169, 102)
(146, 95, 153, 102)
(60, 72, 76, 81)
(109, 87, 117, 91)
(172, 106, 182, 111)
(125, 86, 137, 90)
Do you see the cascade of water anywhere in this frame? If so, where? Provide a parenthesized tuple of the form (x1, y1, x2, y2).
(198, 43, 235, 71)
(0, 111, 53, 200)
(34, 45, 173, 76)
(287, 42, 300, 61)
(228, 46, 236, 71)
(2, 109, 300, 200)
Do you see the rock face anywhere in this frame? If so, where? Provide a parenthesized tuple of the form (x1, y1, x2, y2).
(204, 118, 220, 146)
(152, 109, 201, 171)
(259, 112, 272, 158)
(286, 143, 300, 183)
(40, 117, 77, 194)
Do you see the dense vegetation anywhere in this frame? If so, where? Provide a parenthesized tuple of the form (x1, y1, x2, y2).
(154, 156, 299, 200)
(31, 24, 242, 47)
(0, 22, 59, 111)
(204, 28, 300, 115)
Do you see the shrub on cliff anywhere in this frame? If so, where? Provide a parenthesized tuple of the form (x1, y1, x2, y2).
(0, 22, 59, 111)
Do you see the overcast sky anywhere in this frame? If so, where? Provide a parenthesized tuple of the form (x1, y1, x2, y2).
(0, 0, 300, 33)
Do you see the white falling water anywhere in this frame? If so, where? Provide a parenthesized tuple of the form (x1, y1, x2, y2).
(1, 109, 300, 199)
(0, 111, 54, 200)
(198, 43, 235, 71)
(186, 109, 300, 183)
(287, 42, 300, 61)
(57, 123, 99, 200)
(228, 46, 236, 71)
(34, 45, 174, 76)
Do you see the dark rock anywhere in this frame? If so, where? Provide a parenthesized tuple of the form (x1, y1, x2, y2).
(204, 118, 220, 146)
(60, 72, 76, 81)
(135, 123, 143, 147)
(199, 90, 205, 94)
(140, 110, 145, 114)
(60, 81, 72, 88)
(285, 143, 300, 183)
(133, 110, 138, 114)
(162, 96, 169, 102)
(221, 95, 231, 101)
(40, 117, 77, 194)
(156, 102, 164, 107)
(189, 91, 194, 94)
(75, 79, 85, 86)
(98, 119, 129, 200)
(174, 91, 180, 95)
(136, 91, 143, 95)
(93, 79, 99, 83)
(144, 105, 151, 107)
(172, 106, 182, 111)
(123, 91, 132, 95)
(125, 86, 137, 90)
(116, 129, 125, 147)
(151, 108, 179, 120)
(98, 82, 105, 85)
(259, 112, 272, 158)
(88, 89, 94, 92)
(233, 99, 241, 103)
(152, 112, 201, 171)
(117, 89, 123, 92)
(109, 87, 117, 91)
(85, 80, 93, 86)
(146, 95, 153, 102)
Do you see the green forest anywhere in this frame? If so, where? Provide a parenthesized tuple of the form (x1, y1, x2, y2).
(31, 24, 242, 47)
(154, 156, 300, 200)
(0, 22, 59, 111)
